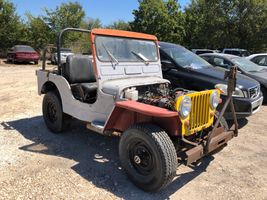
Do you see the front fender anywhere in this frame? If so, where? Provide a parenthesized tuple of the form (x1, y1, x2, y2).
(104, 100, 182, 136)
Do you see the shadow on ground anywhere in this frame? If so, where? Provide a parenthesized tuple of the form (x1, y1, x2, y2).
(3, 60, 37, 65)
(4, 116, 215, 199)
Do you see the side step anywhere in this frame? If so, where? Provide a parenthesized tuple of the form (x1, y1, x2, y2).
(86, 121, 105, 134)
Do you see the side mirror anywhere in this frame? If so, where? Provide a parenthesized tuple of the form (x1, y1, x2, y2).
(161, 60, 175, 69)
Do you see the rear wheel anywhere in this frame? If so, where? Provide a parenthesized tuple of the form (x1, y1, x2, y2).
(42, 91, 70, 133)
(119, 124, 177, 191)
(34, 61, 38, 65)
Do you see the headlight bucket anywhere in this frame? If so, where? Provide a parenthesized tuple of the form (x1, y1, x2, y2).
(179, 96, 192, 119)
(210, 90, 220, 109)
(215, 84, 245, 98)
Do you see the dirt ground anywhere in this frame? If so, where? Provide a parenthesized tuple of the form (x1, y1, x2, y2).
(0, 59, 266, 200)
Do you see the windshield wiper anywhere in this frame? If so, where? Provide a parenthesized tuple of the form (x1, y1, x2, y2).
(131, 51, 149, 65)
(102, 43, 119, 66)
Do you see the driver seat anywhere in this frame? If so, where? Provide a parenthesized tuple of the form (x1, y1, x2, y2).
(62, 55, 97, 103)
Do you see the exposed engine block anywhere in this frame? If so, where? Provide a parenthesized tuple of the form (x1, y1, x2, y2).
(124, 83, 189, 111)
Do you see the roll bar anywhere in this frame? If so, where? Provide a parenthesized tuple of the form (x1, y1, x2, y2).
(56, 28, 92, 74)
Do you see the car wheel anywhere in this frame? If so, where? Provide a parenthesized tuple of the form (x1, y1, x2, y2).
(42, 91, 70, 133)
(34, 61, 38, 65)
(119, 124, 177, 192)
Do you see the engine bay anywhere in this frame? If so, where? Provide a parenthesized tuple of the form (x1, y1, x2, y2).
(123, 83, 190, 111)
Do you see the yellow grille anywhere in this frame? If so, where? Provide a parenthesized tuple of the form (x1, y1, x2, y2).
(188, 91, 212, 134)
(176, 90, 217, 136)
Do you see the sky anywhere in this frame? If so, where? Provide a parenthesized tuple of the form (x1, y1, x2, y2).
(11, 0, 189, 25)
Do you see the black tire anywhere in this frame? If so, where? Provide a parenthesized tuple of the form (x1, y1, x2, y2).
(42, 91, 70, 133)
(34, 61, 38, 65)
(215, 111, 229, 130)
(119, 124, 177, 192)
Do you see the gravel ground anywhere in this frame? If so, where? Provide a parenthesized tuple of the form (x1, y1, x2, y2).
(0, 59, 266, 200)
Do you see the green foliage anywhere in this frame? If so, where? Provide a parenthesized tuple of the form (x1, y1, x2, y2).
(25, 13, 52, 50)
(105, 20, 131, 31)
(82, 17, 102, 29)
(43, 1, 85, 44)
(184, 0, 267, 52)
(131, 0, 184, 43)
(0, 0, 24, 54)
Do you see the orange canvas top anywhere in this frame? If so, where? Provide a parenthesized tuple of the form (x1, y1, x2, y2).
(91, 28, 158, 41)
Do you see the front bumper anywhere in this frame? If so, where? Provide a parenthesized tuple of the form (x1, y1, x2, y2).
(15, 57, 39, 62)
(220, 94, 263, 119)
(182, 127, 235, 165)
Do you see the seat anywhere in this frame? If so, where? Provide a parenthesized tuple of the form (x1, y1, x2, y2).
(62, 55, 97, 103)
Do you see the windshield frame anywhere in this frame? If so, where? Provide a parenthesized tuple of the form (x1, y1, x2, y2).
(94, 35, 159, 63)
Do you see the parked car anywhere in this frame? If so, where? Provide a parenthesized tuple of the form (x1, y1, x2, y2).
(222, 48, 250, 57)
(159, 42, 263, 119)
(7, 45, 39, 64)
(246, 53, 267, 67)
(191, 49, 216, 55)
(51, 48, 74, 65)
(200, 53, 267, 103)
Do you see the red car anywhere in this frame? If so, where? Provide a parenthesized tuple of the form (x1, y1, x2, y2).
(7, 45, 39, 64)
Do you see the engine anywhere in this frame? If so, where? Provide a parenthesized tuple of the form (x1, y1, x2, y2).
(123, 83, 189, 111)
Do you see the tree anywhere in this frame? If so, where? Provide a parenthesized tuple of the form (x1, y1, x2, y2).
(83, 17, 102, 30)
(184, 0, 267, 52)
(0, 0, 25, 54)
(43, 1, 85, 44)
(131, 0, 184, 43)
(105, 20, 131, 31)
(25, 14, 52, 50)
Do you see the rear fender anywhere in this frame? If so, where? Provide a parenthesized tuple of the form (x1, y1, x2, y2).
(104, 100, 182, 136)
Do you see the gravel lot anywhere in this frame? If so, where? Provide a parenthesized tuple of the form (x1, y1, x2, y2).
(0, 59, 266, 200)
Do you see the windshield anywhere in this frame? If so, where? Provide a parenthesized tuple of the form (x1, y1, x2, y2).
(95, 36, 158, 62)
(162, 45, 211, 69)
(231, 57, 265, 72)
(15, 46, 35, 52)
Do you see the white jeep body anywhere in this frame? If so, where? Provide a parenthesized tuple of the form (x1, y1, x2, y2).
(37, 29, 169, 131)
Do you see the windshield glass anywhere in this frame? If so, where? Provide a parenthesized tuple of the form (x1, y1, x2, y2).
(232, 57, 265, 72)
(95, 36, 158, 62)
(15, 46, 35, 52)
(161, 45, 211, 69)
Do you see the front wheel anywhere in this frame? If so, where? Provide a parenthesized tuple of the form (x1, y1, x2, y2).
(42, 91, 70, 133)
(119, 124, 177, 192)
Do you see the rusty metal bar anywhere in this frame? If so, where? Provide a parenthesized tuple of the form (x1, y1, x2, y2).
(42, 47, 48, 71)
(205, 66, 239, 153)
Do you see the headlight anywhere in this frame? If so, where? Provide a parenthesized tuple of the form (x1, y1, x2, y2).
(215, 84, 245, 98)
(179, 96, 192, 118)
(210, 91, 220, 109)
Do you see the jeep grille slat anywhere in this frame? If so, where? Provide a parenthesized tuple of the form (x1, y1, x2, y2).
(188, 92, 211, 134)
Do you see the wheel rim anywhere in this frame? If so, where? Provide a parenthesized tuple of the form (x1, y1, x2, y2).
(128, 141, 155, 176)
(47, 101, 57, 123)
